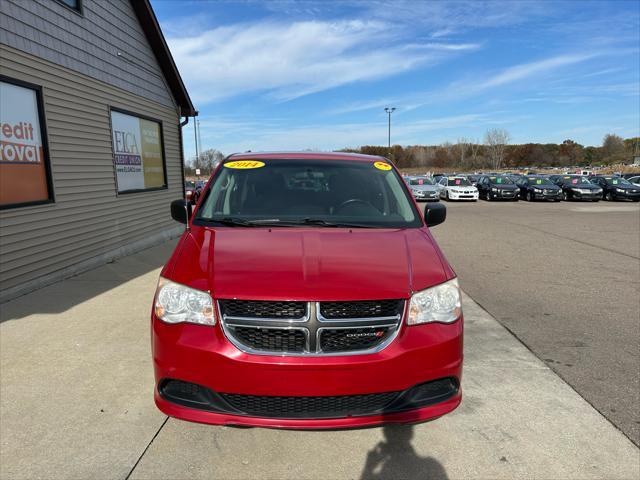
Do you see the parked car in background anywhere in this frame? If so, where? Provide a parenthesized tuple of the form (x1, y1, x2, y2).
(156, 151, 462, 429)
(185, 181, 198, 204)
(626, 176, 640, 186)
(552, 175, 602, 201)
(185, 181, 204, 205)
(476, 175, 519, 201)
(436, 176, 479, 201)
(465, 174, 481, 186)
(590, 176, 640, 202)
(516, 176, 562, 202)
(407, 176, 440, 201)
(432, 173, 453, 183)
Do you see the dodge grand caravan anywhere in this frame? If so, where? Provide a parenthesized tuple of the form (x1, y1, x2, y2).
(152, 152, 463, 429)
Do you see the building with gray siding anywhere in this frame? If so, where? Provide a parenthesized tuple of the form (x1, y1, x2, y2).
(0, 0, 196, 302)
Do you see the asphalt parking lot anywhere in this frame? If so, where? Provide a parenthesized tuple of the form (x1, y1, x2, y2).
(426, 198, 640, 446)
(1, 202, 639, 479)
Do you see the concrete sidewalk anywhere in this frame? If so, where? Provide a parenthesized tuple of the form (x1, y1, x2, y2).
(1, 240, 639, 480)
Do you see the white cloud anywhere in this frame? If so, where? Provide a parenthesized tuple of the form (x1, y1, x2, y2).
(330, 52, 604, 115)
(167, 20, 479, 104)
(476, 53, 597, 89)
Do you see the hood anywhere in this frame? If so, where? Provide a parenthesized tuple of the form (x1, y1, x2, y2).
(564, 184, 599, 190)
(168, 226, 451, 301)
(490, 184, 518, 190)
(411, 185, 438, 192)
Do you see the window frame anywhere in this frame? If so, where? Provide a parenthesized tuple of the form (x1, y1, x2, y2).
(52, 0, 83, 15)
(0, 75, 55, 210)
(108, 106, 169, 196)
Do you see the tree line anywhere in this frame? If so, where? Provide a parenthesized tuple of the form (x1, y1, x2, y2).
(185, 132, 638, 176)
(184, 148, 225, 177)
(342, 131, 639, 170)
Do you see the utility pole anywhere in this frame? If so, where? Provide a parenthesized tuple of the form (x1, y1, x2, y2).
(385, 107, 395, 161)
(194, 116, 199, 163)
(197, 120, 202, 153)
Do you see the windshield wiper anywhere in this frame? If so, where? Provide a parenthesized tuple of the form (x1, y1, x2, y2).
(202, 217, 378, 228)
(208, 217, 257, 227)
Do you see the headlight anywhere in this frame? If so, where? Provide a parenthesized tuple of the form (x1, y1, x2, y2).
(533, 188, 542, 193)
(616, 188, 624, 193)
(154, 277, 215, 325)
(491, 188, 498, 192)
(408, 278, 462, 325)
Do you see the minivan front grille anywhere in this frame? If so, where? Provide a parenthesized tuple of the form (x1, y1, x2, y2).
(218, 300, 306, 319)
(219, 391, 400, 418)
(319, 327, 394, 352)
(231, 326, 306, 353)
(319, 300, 404, 319)
(219, 300, 404, 356)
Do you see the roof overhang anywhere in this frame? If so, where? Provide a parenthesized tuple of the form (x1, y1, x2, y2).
(130, 0, 197, 117)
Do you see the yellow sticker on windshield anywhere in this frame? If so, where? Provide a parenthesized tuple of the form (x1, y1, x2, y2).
(373, 161, 392, 171)
(224, 160, 265, 169)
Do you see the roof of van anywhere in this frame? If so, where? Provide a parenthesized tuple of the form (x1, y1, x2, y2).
(226, 151, 389, 162)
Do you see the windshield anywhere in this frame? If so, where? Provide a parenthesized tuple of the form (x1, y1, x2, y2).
(195, 159, 422, 228)
(409, 177, 434, 186)
(527, 177, 554, 186)
(488, 176, 514, 185)
(562, 176, 591, 185)
(448, 177, 471, 186)
(603, 177, 632, 186)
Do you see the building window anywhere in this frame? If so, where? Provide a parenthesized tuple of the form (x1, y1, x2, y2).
(109, 108, 167, 194)
(54, 0, 82, 13)
(0, 76, 54, 210)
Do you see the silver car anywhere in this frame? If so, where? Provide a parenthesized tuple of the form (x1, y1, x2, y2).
(406, 176, 440, 201)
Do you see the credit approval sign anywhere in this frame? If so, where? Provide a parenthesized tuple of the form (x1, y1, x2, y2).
(0, 79, 51, 207)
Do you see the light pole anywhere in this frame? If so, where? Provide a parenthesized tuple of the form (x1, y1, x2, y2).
(384, 107, 395, 161)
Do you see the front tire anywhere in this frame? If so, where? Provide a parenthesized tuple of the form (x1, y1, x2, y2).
(563, 191, 570, 201)
(486, 191, 491, 201)
(605, 192, 614, 201)
(526, 191, 533, 202)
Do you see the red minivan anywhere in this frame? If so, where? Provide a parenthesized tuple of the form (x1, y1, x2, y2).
(152, 152, 463, 429)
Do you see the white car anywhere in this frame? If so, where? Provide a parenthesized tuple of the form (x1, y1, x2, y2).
(436, 176, 479, 201)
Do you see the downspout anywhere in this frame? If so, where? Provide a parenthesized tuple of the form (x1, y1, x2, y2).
(179, 114, 189, 200)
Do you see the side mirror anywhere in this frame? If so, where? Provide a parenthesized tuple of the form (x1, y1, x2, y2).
(171, 199, 192, 224)
(424, 202, 446, 227)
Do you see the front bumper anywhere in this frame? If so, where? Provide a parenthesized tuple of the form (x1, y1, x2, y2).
(491, 189, 519, 200)
(152, 314, 463, 429)
(532, 190, 562, 200)
(613, 190, 640, 200)
(447, 191, 478, 201)
(412, 191, 439, 201)
(569, 190, 602, 200)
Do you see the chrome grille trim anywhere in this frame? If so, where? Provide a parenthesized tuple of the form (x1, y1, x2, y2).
(218, 300, 405, 357)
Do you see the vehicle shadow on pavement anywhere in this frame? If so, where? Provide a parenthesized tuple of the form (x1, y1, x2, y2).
(0, 239, 178, 323)
(360, 424, 448, 480)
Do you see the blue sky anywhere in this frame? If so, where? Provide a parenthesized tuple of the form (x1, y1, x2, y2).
(150, 0, 640, 159)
